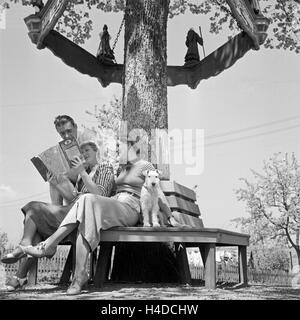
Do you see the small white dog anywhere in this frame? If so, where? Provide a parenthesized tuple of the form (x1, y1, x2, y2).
(140, 169, 167, 227)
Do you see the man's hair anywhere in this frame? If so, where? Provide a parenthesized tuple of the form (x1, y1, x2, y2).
(54, 115, 76, 128)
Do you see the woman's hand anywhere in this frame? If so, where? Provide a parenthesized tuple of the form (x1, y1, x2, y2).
(46, 170, 58, 186)
(71, 156, 86, 175)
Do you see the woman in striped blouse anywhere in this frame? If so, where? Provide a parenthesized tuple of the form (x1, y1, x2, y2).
(1, 140, 115, 291)
(23, 140, 160, 295)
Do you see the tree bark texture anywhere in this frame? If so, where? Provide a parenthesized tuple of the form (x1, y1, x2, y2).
(122, 0, 169, 148)
(111, 0, 180, 284)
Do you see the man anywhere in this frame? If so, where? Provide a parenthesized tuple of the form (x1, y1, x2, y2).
(54, 115, 78, 141)
(50, 115, 97, 204)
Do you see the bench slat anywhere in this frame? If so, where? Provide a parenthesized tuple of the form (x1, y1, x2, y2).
(166, 195, 200, 217)
(161, 181, 196, 201)
(171, 211, 204, 228)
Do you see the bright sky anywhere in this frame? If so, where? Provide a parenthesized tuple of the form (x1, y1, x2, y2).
(0, 3, 299, 245)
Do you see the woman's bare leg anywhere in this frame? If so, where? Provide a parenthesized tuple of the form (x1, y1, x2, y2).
(43, 223, 78, 249)
(16, 233, 41, 279)
(24, 223, 78, 259)
(19, 214, 38, 246)
(4, 213, 39, 261)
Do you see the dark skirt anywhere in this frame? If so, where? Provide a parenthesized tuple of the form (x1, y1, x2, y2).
(21, 200, 76, 241)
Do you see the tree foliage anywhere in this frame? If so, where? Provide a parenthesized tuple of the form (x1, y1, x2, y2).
(84, 96, 122, 173)
(0, 229, 8, 254)
(4, 0, 300, 52)
(232, 216, 291, 270)
(251, 244, 290, 271)
(235, 152, 300, 265)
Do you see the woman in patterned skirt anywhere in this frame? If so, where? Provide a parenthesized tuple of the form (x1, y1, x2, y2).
(1, 141, 114, 291)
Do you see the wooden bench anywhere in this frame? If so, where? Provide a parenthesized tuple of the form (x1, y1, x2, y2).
(28, 180, 249, 289)
(91, 181, 249, 289)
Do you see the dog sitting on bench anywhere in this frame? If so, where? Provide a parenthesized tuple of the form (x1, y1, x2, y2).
(141, 170, 192, 228)
(140, 169, 168, 227)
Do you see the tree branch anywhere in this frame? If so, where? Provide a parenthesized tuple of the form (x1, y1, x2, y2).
(213, 0, 233, 17)
(285, 227, 297, 250)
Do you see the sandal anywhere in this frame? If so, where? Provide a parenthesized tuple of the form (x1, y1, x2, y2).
(23, 242, 57, 259)
(5, 276, 27, 291)
(1, 245, 27, 264)
(66, 272, 89, 296)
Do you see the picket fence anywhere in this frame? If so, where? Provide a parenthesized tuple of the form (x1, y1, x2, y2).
(1, 248, 295, 286)
(190, 264, 294, 286)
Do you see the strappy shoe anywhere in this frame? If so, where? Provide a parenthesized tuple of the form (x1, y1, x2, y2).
(66, 273, 89, 296)
(1, 245, 27, 264)
(5, 276, 27, 291)
(23, 242, 57, 259)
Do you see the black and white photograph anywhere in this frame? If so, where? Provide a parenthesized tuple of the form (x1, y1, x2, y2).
(0, 0, 300, 306)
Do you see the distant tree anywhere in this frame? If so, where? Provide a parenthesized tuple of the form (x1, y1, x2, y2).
(84, 96, 122, 173)
(0, 229, 8, 255)
(235, 152, 300, 266)
(252, 244, 290, 271)
(232, 217, 290, 270)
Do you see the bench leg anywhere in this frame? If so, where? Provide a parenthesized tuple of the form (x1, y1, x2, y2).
(27, 257, 38, 285)
(237, 245, 248, 288)
(94, 243, 113, 288)
(89, 248, 98, 281)
(200, 244, 216, 289)
(59, 245, 75, 285)
(175, 243, 192, 285)
(199, 246, 206, 266)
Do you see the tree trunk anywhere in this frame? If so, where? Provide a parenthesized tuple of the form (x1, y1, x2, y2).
(296, 248, 300, 267)
(111, 0, 180, 284)
(122, 0, 168, 144)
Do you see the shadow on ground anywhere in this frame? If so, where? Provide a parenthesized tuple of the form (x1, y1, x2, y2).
(1, 282, 299, 300)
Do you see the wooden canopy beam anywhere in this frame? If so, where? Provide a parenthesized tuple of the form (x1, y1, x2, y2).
(41, 29, 255, 89)
(24, 0, 270, 89)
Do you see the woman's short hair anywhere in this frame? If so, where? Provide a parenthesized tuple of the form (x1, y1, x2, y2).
(80, 141, 98, 152)
(54, 115, 76, 128)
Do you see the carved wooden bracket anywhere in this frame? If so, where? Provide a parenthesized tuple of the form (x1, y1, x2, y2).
(24, 0, 270, 89)
(42, 29, 255, 89)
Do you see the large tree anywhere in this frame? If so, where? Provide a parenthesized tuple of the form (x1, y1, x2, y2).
(5, 0, 299, 282)
(236, 153, 300, 266)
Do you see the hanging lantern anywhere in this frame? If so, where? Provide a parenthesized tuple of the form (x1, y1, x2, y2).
(254, 13, 270, 44)
(24, 14, 41, 44)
